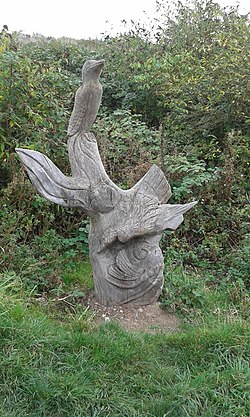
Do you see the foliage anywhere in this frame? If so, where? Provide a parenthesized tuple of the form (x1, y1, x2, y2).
(0, 0, 249, 310)
(0, 222, 90, 293)
(95, 109, 160, 186)
(0, 5, 249, 413)
(135, 1, 250, 136)
(162, 262, 207, 312)
(218, 233, 250, 290)
(0, 47, 70, 164)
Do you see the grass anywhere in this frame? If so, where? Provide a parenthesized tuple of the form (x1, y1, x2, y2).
(61, 258, 94, 290)
(0, 274, 249, 417)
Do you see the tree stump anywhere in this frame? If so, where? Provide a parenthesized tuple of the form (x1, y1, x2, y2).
(16, 60, 196, 306)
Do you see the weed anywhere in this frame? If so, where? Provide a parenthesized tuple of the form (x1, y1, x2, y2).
(161, 261, 207, 313)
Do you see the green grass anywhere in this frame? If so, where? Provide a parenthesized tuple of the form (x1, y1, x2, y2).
(0, 277, 249, 417)
(62, 258, 94, 290)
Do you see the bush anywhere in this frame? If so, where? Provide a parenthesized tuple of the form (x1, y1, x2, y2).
(161, 262, 207, 313)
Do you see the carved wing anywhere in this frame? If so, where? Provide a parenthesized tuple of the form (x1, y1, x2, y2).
(67, 86, 90, 137)
(16, 148, 91, 209)
(159, 201, 197, 230)
(100, 193, 197, 249)
(118, 193, 159, 242)
(132, 165, 172, 203)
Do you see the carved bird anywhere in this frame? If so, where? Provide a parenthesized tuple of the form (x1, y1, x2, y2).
(67, 59, 104, 136)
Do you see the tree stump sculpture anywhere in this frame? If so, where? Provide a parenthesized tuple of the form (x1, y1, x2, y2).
(16, 59, 197, 306)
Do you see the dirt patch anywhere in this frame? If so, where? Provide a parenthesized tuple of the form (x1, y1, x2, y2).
(83, 293, 180, 333)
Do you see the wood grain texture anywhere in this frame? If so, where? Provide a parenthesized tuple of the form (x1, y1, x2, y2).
(16, 60, 197, 306)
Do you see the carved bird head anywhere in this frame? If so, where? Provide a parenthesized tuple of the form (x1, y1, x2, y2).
(90, 181, 120, 213)
(82, 59, 104, 81)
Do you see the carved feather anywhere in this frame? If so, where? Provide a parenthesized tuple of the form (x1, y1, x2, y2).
(159, 201, 197, 230)
(15, 148, 90, 209)
(132, 165, 172, 203)
(100, 192, 197, 249)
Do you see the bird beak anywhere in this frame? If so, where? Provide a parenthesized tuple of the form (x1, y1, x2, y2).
(95, 59, 104, 68)
(88, 60, 104, 72)
(91, 60, 104, 75)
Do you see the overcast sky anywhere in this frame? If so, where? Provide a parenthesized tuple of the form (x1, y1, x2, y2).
(1, 0, 249, 40)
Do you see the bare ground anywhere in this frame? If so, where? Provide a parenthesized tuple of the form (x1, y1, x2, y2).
(83, 293, 180, 333)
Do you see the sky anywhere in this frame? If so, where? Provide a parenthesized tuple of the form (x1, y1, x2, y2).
(1, 0, 249, 40)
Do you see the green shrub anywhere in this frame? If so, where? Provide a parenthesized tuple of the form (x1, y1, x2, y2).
(161, 262, 207, 313)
